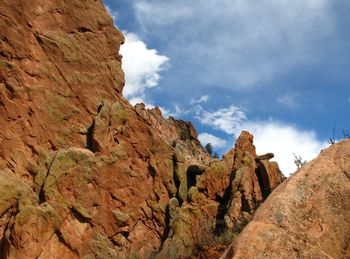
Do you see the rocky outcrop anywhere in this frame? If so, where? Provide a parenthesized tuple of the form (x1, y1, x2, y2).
(156, 131, 284, 258)
(0, 1, 284, 258)
(221, 139, 350, 259)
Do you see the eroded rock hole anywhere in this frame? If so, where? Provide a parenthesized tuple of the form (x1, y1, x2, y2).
(256, 162, 271, 199)
(86, 120, 100, 152)
(186, 165, 203, 190)
(77, 27, 92, 33)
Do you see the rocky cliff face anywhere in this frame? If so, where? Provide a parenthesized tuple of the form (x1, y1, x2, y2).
(0, 1, 284, 258)
(221, 139, 350, 259)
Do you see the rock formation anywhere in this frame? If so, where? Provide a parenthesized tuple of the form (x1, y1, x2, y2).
(221, 139, 350, 259)
(0, 0, 284, 258)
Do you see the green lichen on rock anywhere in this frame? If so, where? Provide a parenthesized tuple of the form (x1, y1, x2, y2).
(110, 102, 130, 124)
(210, 161, 225, 177)
(0, 170, 38, 213)
(112, 210, 130, 227)
(42, 148, 96, 211)
(13, 203, 60, 237)
(89, 233, 118, 259)
(0, 59, 13, 71)
(187, 186, 205, 204)
(38, 31, 79, 62)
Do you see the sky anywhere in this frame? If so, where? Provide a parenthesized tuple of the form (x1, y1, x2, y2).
(104, 0, 350, 175)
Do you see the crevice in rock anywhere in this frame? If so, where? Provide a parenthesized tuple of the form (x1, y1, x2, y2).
(4, 82, 16, 99)
(39, 152, 58, 204)
(0, 203, 20, 259)
(159, 205, 171, 250)
(172, 155, 182, 206)
(241, 194, 250, 212)
(86, 103, 104, 152)
(120, 231, 129, 239)
(70, 207, 91, 223)
(0, 235, 9, 259)
(55, 229, 79, 255)
(86, 120, 97, 152)
(186, 165, 203, 190)
(0, 209, 14, 259)
(256, 162, 271, 200)
(77, 27, 93, 33)
(214, 171, 236, 234)
(0, 12, 16, 26)
(148, 164, 157, 181)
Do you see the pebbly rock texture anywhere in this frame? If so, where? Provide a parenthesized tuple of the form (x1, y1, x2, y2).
(0, 1, 284, 258)
(221, 139, 350, 259)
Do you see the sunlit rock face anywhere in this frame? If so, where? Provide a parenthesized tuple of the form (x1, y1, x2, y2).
(222, 139, 350, 259)
(0, 1, 284, 258)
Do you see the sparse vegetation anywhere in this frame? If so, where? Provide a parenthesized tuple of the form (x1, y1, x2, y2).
(328, 126, 350, 145)
(293, 153, 307, 169)
(205, 143, 219, 158)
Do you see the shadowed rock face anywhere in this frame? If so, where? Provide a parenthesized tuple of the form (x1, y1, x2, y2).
(0, 1, 284, 258)
(221, 140, 350, 259)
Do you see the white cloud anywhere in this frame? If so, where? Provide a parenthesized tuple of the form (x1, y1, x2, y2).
(190, 95, 209, 104)
(236, 120, 327, 176)
(198, 133, 228, 149)
(120, 32, 169, 103)
(132, 0, 335, 89)
(195, 103, 326, 176)
(195, 105, 246, 134)
(166, 103, 191, 118)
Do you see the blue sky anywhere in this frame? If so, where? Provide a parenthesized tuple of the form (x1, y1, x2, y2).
(104, 0, 350, 175)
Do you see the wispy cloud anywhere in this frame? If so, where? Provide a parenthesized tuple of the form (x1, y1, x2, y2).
(198, 133, 228, 149)
(195, 105, 246, 134)
(120, 31, 169, 104)
(190, 95, 209, 104)
(132, 0, 335, 89)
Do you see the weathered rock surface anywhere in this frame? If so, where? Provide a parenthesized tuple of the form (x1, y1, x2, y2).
(222, 139, 350, 259)
(0, 1, 284, 258)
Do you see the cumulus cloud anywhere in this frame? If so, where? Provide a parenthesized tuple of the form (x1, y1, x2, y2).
(195, 104, 326, 175)
(132, 0, 335, 89)
(198, 133, 228, 149)
(195, 105, 246, 134)
(235, 120, 327, 176)
(120, 32, 169, 104)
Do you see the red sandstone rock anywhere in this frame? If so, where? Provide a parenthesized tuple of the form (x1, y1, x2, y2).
(222, 140, 350, 259)
(0, 1, 284, 258)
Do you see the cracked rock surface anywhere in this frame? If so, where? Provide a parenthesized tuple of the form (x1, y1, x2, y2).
(0, 1, 285, 258)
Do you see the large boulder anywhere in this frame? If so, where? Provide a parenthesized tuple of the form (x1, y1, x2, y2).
(222, 140, 350, 259)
